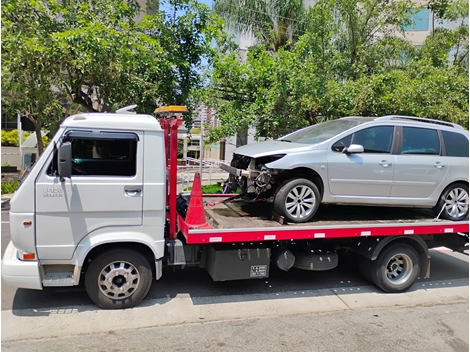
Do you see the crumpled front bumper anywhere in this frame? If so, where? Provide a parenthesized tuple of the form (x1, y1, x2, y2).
(2, 241, 42, 290)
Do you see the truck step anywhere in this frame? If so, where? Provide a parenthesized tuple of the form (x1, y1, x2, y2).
(43, 272, 74, 286)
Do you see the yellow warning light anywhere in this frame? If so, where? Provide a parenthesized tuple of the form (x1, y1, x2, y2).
(154, 106, 188, 114)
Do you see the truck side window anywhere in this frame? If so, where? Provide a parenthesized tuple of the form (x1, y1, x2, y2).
(70, 138, 137, 176)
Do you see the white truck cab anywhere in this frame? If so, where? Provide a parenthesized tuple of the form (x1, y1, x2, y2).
(3, 113, 167, 307)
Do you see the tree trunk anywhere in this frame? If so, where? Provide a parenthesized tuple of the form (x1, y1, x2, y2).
(33, 119, 45, 156)
(23, 114, 45, 156)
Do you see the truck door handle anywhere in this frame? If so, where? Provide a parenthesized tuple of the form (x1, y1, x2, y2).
(379, 160, 391, 167)
(125, 188, 142, 196)
(434, 162, 444, 169)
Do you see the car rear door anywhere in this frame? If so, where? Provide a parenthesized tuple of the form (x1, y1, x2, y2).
(391, 126, 449, 199)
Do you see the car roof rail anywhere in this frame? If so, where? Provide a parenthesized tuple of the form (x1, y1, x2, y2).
(339, 116, 368, 120)
(375, 115, 464, 129)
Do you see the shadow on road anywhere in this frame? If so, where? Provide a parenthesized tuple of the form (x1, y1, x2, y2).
(7, 250, 468, 316)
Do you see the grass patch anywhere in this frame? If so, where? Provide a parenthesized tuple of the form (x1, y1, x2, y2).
(184, 183, 241, 194)
(1, 180, 19, 195)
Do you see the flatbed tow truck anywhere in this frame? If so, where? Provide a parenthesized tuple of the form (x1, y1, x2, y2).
(2, 106, 468, 309)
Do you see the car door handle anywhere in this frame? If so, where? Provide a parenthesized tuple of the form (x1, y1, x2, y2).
(434, 162, 444, 169)
(125, 188, 142, 196)
(379, 160, 392, 167)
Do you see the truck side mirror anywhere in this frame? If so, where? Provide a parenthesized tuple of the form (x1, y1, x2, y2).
(58, 141, 72, 181)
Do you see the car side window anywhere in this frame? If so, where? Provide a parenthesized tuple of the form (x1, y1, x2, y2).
(351, 126, 394, 153)
(331, 135, 352, 152)
(401, 127, 440, 155)
(441, 130, 469, 157)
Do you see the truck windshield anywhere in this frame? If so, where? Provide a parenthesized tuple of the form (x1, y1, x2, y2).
(278, 118, 371, 145)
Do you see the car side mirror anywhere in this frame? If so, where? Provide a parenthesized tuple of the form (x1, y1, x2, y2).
(342, 144, 364, 154)
(58, 141, 72, 181)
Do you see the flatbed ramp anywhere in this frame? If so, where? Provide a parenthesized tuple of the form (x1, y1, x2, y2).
(178, 197, 469, 244)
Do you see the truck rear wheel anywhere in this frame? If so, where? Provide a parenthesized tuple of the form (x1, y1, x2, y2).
(85, 249, 152, 309)
(369, 243, 420, 293)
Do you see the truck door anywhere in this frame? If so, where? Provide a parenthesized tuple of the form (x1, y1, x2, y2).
(34, 130, 144, 260)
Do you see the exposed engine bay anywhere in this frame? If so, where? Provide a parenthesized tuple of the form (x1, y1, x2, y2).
(226, 153, 286, 197)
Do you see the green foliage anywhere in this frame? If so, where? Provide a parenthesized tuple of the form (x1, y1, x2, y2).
(206, 0, 469, 141)
(214, 0, 307, 51)
(2, 0, 224, 152)
(185, 183, 242, 194)
(1, 180, 19, 195)
(1, 130, 50, 148)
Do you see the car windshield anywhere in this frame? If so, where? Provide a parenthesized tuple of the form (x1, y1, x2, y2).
(278, 118, 370, 144)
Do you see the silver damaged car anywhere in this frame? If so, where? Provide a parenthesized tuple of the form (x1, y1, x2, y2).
(221, 115, 469, 223)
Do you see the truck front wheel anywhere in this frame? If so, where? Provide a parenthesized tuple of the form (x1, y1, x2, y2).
(369, 243, 420, 293)
(85, 249, 152, 309)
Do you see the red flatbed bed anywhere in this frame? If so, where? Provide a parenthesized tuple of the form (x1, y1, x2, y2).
(178, 197, 469, 245)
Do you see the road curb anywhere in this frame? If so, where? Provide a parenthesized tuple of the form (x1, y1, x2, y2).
(2, 279, 468, 342)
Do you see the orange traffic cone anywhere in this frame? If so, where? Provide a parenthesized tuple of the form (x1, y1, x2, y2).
(185, 173, 212, 229)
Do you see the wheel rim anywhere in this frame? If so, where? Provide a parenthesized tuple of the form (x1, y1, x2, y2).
(285, 185, 316, 220)
(385, 253, 413, 285)
(98, 260, 140, 299)
(444, 187, 468, 219)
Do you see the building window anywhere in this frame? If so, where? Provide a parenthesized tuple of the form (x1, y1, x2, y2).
(1, 113, 17, 130)
(403, 9, 430, 31)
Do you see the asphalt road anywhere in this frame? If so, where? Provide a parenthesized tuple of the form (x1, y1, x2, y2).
(3, 303, 468, 352)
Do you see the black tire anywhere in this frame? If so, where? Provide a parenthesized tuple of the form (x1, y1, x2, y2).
(274, 178, 321, 223)
(369, 243, 420, 293)
(85, 249, 152, 309)
(358, 256, 372, 282)
(293, 250, 338, 271)
(433, 183, 469, 221)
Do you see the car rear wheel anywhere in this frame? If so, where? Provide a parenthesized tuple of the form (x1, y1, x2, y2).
(433, 183, 469, 221)
(274, 178, 320, 223)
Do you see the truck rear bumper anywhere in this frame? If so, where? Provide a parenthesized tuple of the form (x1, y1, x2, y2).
(1, 241, 42, 290)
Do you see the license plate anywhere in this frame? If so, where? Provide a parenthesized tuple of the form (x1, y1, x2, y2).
(250, 265, 267, 277)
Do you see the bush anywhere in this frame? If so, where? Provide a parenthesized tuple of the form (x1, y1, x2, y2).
(1, 180, 19, 194)
(1, 129, 50, 148)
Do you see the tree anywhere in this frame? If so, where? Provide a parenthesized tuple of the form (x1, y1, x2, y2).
(205, 0, 468, 143)
(2, 0, 222, 154)
(213, 0, 307, 51)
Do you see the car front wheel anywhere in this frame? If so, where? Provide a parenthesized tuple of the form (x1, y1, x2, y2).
(274, 178, 321, 223)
